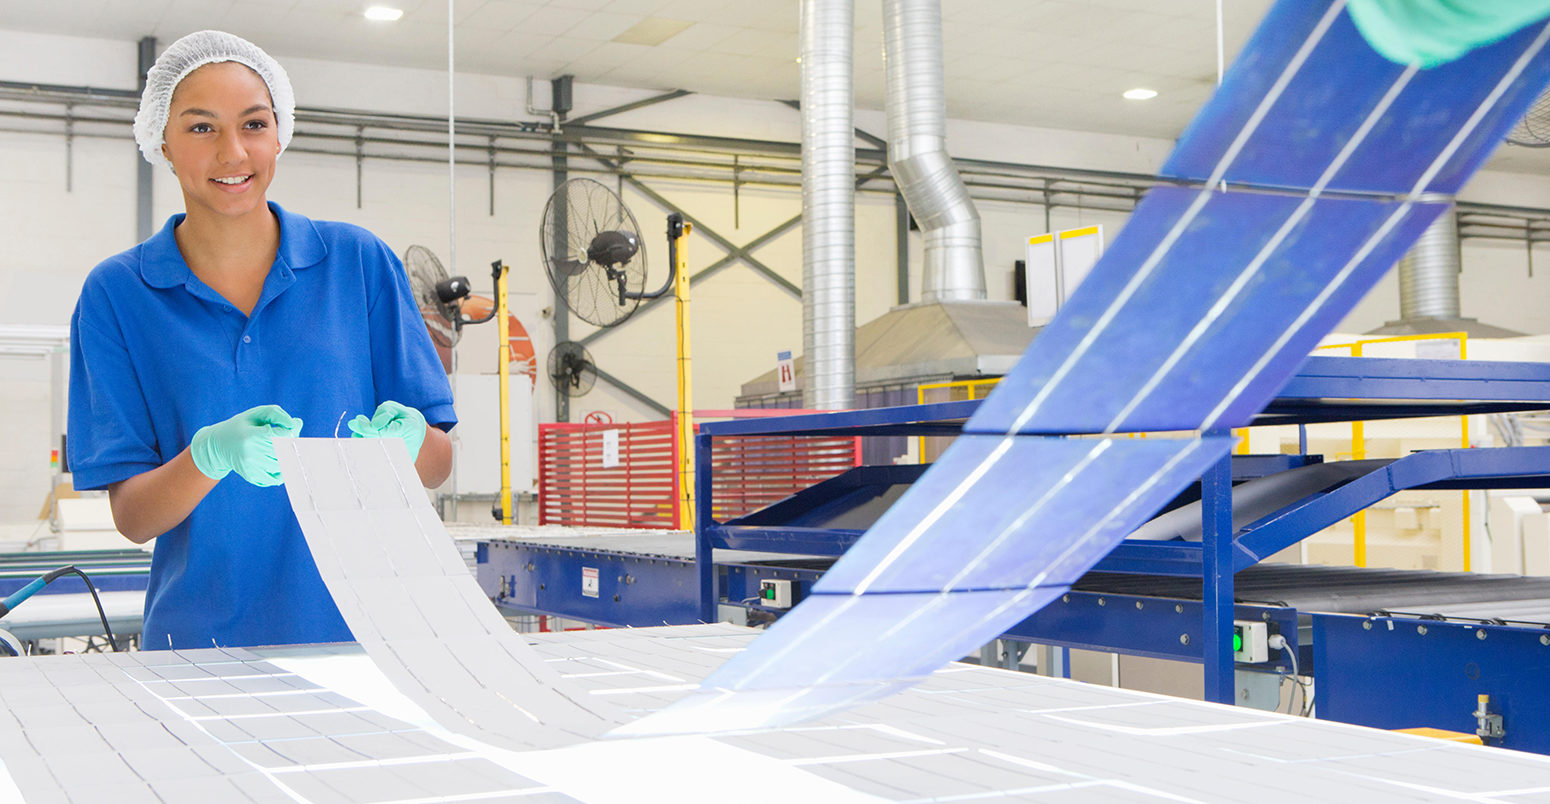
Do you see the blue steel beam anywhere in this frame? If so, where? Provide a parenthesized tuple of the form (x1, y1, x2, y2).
(1236, 446, 1550, 569)
(1282, 355, 1550, 401)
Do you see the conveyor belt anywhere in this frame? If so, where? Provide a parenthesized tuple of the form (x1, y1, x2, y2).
(1079, 563, 1550, 625)
(448, 523, 822, 564)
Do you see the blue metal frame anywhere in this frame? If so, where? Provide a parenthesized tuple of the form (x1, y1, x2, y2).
(686, 356, 1550, 707)
(0, 550, 151, 597)
(1314, 614, 1550, 753)
(477, 356, 1550, 717)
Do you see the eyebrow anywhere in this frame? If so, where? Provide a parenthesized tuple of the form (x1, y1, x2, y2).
(178, 104, 273, 118)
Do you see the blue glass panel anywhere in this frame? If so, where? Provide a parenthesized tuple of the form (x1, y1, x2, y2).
(968, 188, 1445, 435)
(1162, 1, 1550, 196)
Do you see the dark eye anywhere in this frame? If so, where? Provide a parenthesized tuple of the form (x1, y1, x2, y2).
(190, 122, 212, 133)
(244, 119, 268, 130)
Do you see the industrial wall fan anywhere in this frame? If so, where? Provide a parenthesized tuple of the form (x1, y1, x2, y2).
(547, 341, 597, 398)
(541, 178, 656, 327)
(405, 245, 464, 370)
(403, 244, 536, 376)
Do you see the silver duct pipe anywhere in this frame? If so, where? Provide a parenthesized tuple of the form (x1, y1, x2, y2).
(1398, 208, 1461, 321)
(800, 0, 856, 410)
(884, 0, 985, 303)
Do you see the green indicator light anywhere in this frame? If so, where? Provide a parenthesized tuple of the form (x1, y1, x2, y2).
(1233, 633, 1243, 652)
(763, 588, 775, 600)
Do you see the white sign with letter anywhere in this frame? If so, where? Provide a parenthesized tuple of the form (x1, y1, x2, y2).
(777, 350, 796, 392)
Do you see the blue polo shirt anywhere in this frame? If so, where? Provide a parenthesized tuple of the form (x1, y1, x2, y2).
(68, 202, 456, 650)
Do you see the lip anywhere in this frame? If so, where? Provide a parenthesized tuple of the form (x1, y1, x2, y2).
(210, 174, 254, 193)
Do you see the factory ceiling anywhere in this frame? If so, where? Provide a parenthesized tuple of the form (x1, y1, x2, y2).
(8, 0, 1550, 173)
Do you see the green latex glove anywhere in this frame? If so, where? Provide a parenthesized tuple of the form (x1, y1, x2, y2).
(347, 400, 428, 462)
(189, 404, 304, 487)
(1348, 0, 1550, 68)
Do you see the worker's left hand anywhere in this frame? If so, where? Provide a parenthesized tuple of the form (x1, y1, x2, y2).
(347, 400, 428, 461)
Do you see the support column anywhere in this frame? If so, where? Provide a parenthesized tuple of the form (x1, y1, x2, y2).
(695, 431, 715, 622)
(896, 192, 910, 305)
(136, 37, 156, 242)
(548, 76, 573, 421)
(1201, 434, 1236, 705)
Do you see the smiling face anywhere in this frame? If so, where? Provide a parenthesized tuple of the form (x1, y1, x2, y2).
(159, 61, 280, 222)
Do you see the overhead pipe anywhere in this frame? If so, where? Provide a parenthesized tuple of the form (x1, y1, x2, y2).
(884, 0, 986, 302)
(799, 0, 856, 410)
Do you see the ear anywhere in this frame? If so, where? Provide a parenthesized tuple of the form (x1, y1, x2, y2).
(160, 142, 176, 175)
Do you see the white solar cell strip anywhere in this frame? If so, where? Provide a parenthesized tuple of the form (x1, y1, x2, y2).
(6, 627, 1550, 800)
(534, 626, 1550, 804)
(275, 437, 624, 751)
(0, 647, 563, 803)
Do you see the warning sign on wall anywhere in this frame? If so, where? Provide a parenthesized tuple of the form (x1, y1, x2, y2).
(777, 350, 796, 392)
(582, 566, 599, 598)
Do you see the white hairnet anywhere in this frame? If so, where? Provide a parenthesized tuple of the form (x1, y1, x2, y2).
(133, 30, 295, 171)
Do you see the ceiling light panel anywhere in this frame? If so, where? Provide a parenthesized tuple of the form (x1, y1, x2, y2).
(364, 6, 404, 22)
(612, 17, 694, 46)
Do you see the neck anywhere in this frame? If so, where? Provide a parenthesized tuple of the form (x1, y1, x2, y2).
(174, 198, 279, 273)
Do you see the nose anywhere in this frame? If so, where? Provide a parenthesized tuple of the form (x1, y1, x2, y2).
(215, 126, 246, 166)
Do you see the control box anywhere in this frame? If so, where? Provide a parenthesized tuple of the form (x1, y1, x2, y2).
(1233, 620, 1269, 663)
(758, 579, 793, 609)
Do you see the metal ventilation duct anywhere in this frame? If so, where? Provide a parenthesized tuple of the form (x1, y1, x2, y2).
(1399, 209, 1462, 320)
(799, 0, 856, 410)
(884, 0, 986, 303)
(1368, 207, 1524, 338)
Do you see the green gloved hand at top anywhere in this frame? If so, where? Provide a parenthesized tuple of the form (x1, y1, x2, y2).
(347, 400, 428, 461)
(1348, 0, 1550, 68)
(189, 404, 304, 487)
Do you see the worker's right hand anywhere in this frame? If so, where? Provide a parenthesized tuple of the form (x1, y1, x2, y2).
(189, 404, 304, 487)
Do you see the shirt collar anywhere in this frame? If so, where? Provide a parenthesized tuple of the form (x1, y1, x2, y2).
(138, 201, 328, 289)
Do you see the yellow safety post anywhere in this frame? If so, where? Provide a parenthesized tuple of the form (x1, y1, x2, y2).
(1460, 336, 1471, 571)
(671, 216, 695, 531)
(1352, 341, 1367, 567)
(493, 260, 512, 525)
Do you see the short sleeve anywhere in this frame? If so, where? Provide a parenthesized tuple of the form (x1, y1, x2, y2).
(366, 240, 457, 431)
(68, 294, 161, 490)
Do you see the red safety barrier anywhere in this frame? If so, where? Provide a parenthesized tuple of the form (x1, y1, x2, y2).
(538, 411, 862, 529)
(538, 420, 677, 528)
(708, 432, 861, 521)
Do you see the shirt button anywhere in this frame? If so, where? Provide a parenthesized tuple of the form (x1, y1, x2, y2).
(242, 335, 252, 344)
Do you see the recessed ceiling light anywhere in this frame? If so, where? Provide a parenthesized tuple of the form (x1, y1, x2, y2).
(364, 6, 404, 22)
(1123, 88, 1158, 100)
(612, 17, 694, 46)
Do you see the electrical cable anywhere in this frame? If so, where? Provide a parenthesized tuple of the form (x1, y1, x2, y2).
(1267, 633, 1312, 716)
(0, 564, 119, 652)
(52, 566, 119, 651)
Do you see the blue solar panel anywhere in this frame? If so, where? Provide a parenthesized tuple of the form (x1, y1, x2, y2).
(816, 435, 1232, 593)
(967, 188, 1447, 435)
(1162, 1, 1550, 195)
(626, 0, 1550, 735)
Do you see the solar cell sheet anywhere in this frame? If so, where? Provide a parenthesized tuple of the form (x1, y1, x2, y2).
(275, 437, 622, 750)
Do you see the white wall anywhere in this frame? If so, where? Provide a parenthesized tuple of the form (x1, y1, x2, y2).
(1, 26, 1548, 524)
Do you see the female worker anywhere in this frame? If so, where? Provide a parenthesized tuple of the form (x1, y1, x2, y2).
(67, 31, 455, 650)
